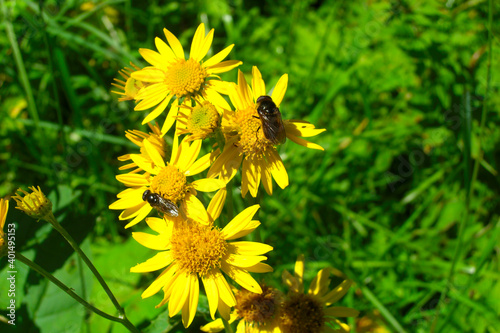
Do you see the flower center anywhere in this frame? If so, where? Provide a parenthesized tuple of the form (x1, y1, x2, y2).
(187, 101, 220, 138)
(165, 58, 207, 98)
(124, 77, 144, 99)
(150, 164, 187, 204)
(170, 223, 227, 276)
(235, 106, 272, 156)
(281, 293, 325, 333)
(235, 285, 279, 325)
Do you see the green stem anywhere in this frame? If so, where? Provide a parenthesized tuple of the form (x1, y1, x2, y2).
(220, 315, 234, 333)
(16, 253, 137, 329)
(44, 213, 124, 315)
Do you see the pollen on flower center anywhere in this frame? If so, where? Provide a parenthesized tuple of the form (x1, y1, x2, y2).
(235, 106, 272, 156)
(281, 293, 325, 333)
(165, 58, 207, 98)
(170, 223, 227, 276)
(188, 101, 219, 136)
(150, 164, 187, 204)
(235, 285, 279, 324)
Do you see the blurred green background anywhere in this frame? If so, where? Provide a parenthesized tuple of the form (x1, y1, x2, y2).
(0, 0, 499, 332)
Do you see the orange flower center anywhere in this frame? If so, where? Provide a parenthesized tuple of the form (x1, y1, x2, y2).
(170, 223, 227, 276)
(165, 58, 207, 98)
(150, 164, 187, 204)
(234, 106, 273, 156)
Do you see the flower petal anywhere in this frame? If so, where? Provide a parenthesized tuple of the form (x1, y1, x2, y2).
(221, 261, 262, 293)
(130, 251, 173, 273)
(124, 204, 152, 228)
(190, 23, 205, 61)
(130, 154, 157, 174)
(139, 48, 168, 71)
(182, 192, 210, 225)
(237, 69, 253, 107)
(294, 254, 305, 292)
(202, 275, 219, 320)
(192, 178, 226, 192)
(324, 306, 360, 318)
(141, 264, 177, 299)
(142, 94, 173, 124)
(186, 148, 220, 176)
(109, 187, 145, 210)
(161, 99, 180, 134)
(163, 28, 185, 60)
(228, 241, 273, 256)
(116, 174, 149, 187)
(181, 274, 199, 328)
(131, 68, 165, 83)
(222, 205, 260, 240)
(143, 139, 165, 168)
(207, 188, 226, 222)
(259, 157, 273, 195)
(169, 270, 191, 316)
(203, 44, 235, 68)
(213, 270, 236, 307)
(308, 267, 333, 297)
(251, 66, 266, 102)
(132, 231, 169, 250)
(155, 37, 176, 61)
(207, 60, 242, 74)
(286, 132, 324, 151)
(225, 254, 267, 268)
(282, 269, 301, 293)
(284, 120, 326, 138)
(207, 144, 242, 182)
(322, 279, 353, 306)
(271, 73, 288, 107)
(245, 263, 273, 273)
(266, 150, 289, 189)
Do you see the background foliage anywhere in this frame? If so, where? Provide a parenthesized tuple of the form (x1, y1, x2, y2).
(0, 0, 499, 332)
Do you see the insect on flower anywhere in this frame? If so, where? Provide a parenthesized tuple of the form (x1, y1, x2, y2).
(256, 95, 286, 145)
(142, 190, 179, 217)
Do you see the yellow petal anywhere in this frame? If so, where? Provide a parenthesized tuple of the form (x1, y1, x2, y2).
(242, 157, 260, 198)
(130, 251, 173, 273)
(116, 174, 149, 187)
(221, 205, 260, 240)
(139, 48, 168, 71)
(294, 254, 305, 292)
(207, 188, 227, 222)
(282, 269, 301, 293)
(141, 264, 177, 298)
(141, 94, 173, 124)
(155, 37, 176, 61)
(266, 150, 289, 189)
(124, 204, 152, 228)
(109, 188, 145, 210)
(190, 23, 205, 61)
(237, 69, 253, 107)
(143, 139, 165, 168)
(308, 267, 333, 297)
(161, 99, 180, 135)
(251, 66, 266, 102)
(202, 274, 219, 320)
(181, 274, 199, 328)
(207, 144, 242, 182)
(286, 132, 324, 150)
(169, 271, 190, 316)
(130, 154, 157, 174)
(221, 261, 262, 293)
(225, 254, 267, 268)
(246, 263, 273, 273)
(176, 138, 201, 171)
(186, 148, 220, 176)
(207, 79, 233, 96)
(192, 178, 226, 192)
(228, 241, 273, 256)
(271, 73, 288, 107)
(131, 232, 169, 250)
(182, 192, 210, 225)
(200, 318, 225, 332)
(207, 60, 242, 74)
(203, 44, 235, 68)
(163, 28, 185, 60)
(204, 86, 231, 109)
(0, 199, 9, 230)
(324, 306, 360, 318)
(259, 157, 273, 195)
(226, 220, 261, 241)
(131, 68, 165, 83)
(145, 217, 170, 234)
(322, 279, 353, 306)
(284, 120, 326, 138)
(197, 28, 214, 61)
(119, 202, 146, 220)
(135, 82, 168, 101)
(213, 270, 236, 307)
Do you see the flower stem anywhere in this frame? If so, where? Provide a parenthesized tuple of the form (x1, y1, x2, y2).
(221, 316, 234, 333)
(16, 253, 140, 333)
(44, 212, 124, 315)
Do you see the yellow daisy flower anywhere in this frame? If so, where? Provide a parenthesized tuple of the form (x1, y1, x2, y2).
(118, 122, 168, 174)
(130, 190, 273, 328)
(280, 255, 359, 333)
(109, 136, 223, 228)
(0, 198, 9, 258)
(131, 23, 242, 134)
(13, 186, 53, 222)
(208, 67, 326, 198)
(201, 284, 282, 333)
(111, 62, 144, 101)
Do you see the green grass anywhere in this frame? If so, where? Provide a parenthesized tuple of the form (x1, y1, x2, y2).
(0, 0, 499, 332)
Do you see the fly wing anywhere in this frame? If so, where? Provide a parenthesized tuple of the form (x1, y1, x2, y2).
(261, 112, 286, 145)
(157, 197, 179, 217)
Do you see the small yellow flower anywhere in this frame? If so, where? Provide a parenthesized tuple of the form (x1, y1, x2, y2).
(118, 123, 169, 174)
(130, 190, 273, 328)
(176, 99, 225, 142)
(13, 186, 53, 221)
(208, 67, 325, 198)
(201, 284, 282, 332)
(131, 23, 242, 133)
(280, 255, 359, 333)
(111, 62, 144, 101)
(0, 198, 9, 257)
(109, 136, 222, 228)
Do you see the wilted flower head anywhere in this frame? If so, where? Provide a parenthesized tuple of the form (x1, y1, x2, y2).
(13, 186, 53, 222)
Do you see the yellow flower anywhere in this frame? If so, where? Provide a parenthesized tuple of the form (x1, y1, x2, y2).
(13, 186, 53, 221)
(109, 136, 222, 228)
(208, 67, 325, 198)
(131, 23, 242, 134)
(111, 62, 144, 101)
(118, 123, 169, 174)
(130, 190, 273, 328)
(0, 198, 9, 257)
(201, 284, 282, 333)
(280, 255, 359, 333)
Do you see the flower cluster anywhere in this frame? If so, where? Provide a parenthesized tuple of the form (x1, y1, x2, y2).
(110, 23, 356, 330)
